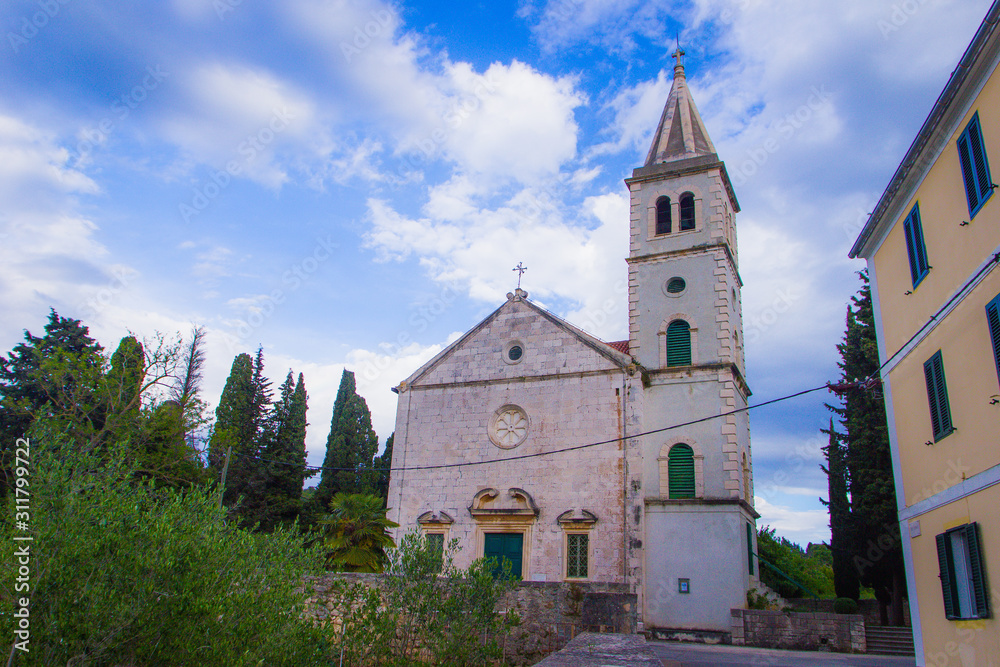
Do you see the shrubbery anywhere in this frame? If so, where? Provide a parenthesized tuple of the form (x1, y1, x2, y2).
(328, 531, 520, 666)
(1, 429, 330, 666)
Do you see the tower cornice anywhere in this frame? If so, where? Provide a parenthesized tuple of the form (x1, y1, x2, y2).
(626, 154, 740, 213)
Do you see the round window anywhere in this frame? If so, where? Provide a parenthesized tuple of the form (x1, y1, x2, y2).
(663, 277, 686, 296)
(489, 404, 529, 449)
(502, 340, 525, 365)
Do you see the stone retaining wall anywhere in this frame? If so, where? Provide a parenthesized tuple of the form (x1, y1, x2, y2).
(304, 574, 636, 665)
(730, 608, 865, 653)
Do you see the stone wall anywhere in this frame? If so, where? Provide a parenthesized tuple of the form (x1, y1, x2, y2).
(730, 609, 865, 653)
(784, 598, 910, 628)
(304, 573, 636, 666)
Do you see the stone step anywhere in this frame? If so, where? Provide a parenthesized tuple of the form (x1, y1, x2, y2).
(866, 627, 915, 656)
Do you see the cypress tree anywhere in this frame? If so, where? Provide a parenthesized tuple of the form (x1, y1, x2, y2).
(315, 370, 379, 511)
(374, 432, 394, 507)
(208, 353, 257, 510)
(827, 271, 905, 624)
(261, 371, 309, 529)
(105, 336, 145, 443)
(820, 419, 859, 600)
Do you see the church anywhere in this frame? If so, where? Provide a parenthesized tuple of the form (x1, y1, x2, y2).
(385, 51, 759, 632)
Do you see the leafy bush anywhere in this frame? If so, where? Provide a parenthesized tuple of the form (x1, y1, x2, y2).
(0, 429, 330, 666)
(757, 526, 835, 599)
(329, 531, 519, 666)
(834, 597, 860, 614)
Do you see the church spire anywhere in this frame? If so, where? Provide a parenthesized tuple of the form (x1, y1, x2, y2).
(643, 48, 716, 166)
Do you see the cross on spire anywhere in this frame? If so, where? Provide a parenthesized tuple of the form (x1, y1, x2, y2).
(513, 262, 527, 289)
(672, 46, 685, 67)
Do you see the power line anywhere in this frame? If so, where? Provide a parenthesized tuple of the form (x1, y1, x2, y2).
(869, 252, 1000, 381)
(234, 382, 833, 474)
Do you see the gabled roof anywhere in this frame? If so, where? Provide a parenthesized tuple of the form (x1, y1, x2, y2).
(644, 59, 717, 166)
(397, 290, 634, 389)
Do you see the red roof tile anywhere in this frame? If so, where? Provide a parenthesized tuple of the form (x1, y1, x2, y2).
(607, 340, 630, 355)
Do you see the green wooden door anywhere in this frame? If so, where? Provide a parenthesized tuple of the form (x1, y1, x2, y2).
(483, 533, 523, 579)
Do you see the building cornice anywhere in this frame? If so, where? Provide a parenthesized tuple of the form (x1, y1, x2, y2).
(851, 1, 1000, 259)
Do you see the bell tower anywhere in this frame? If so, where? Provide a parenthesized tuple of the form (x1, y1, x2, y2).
(625, 49, 758, 631)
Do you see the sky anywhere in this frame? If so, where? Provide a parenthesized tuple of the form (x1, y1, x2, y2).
(1, 0, 994, 547)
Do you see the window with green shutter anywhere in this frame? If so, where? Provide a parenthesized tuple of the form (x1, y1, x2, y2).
(923, 350, 954, 441)
(903, 204, 930, 287)
(746, 522, 755, 575)
(957, 112, 994, 218)
(666, 320, 691, 366)
(936, 523, 991, 620)
(987, 293, 1000, 388)
(566, 533, 588, 579)
(668, 444, 695, 499)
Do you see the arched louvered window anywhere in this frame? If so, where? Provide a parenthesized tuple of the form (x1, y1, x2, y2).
(680, 192, 695, 231)
(668, 444, 695, 499)
(666, 320, 691, 366)
(656, 197, 672, 235)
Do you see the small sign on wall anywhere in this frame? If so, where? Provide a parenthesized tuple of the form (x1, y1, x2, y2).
(678, 578, 690, 594)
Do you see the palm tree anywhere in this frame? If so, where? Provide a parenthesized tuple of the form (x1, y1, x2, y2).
(318, 493, 398, 572)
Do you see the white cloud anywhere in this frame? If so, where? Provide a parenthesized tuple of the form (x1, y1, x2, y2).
(364, 185, 630, 340)
(158, 62, 322, 187)
(755, 495, 830, 546)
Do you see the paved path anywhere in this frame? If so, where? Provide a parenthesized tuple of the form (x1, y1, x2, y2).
(650, 641, 917, 667)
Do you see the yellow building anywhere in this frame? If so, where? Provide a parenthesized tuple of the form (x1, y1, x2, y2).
(850, 3, 1000, 664)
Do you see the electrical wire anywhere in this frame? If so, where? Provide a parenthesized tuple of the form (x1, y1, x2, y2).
(232, 382, 833, 474)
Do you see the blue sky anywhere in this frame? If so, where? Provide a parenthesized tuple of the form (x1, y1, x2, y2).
(2, 0, 993, 546)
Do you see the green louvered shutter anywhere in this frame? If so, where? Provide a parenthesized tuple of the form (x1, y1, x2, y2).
(903, 204, 930, 286)
(936, 532, 958, 620)
(668, 444, 695, 499)
(987, 295, 1000, 388)
(958, 113, 994, 218)
(964, 523, 991, 619)
(924, 351, 954, 441)
(746, 522, 755, 575)
(666, 320, 691, 366)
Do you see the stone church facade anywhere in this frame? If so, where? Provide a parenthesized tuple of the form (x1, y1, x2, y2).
(386, 53, 759, 632)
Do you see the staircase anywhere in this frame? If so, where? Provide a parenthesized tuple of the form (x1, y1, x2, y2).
(866, 626, 916, 656)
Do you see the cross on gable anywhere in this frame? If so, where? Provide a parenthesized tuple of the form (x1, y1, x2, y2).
(512, 262, 527, 289)
(672, 47, 685, 67)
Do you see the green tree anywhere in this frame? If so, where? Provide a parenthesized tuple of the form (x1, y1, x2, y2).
(315, 370, 379, 509)
(821, 419, 860, 600)
(1, 311, 105, 497)
(318, 492, 398, 572)
(374, 431, 394, 506)
(826, 271, 905, 624)
(260, 371, 311, 530)
(756, 526, 834, 599)
(0, 428, 330, 666)
(0, 309, 105, 441)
